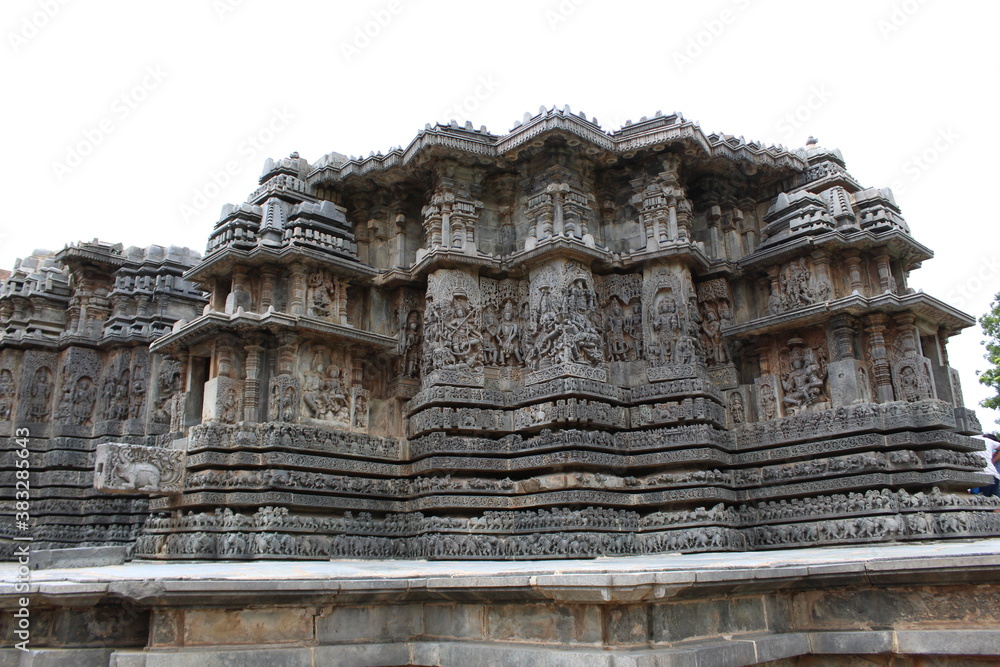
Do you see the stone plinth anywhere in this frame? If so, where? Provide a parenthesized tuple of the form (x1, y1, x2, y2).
(4, 539, 1000, 665)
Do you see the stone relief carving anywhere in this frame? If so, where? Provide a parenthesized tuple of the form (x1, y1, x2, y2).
(423, 270, 484, 382)
(0, 368, 14, 420)
(27, 366, 53, 421)
(301, 348, 350, 425)
(629, 156, 692, 250)
(306, 269, 347, 322)
(151, 356, 184, 430)
(644, 271, 702, 379)
(779, 338, 828, 415)
(527, 262, 604, 372)
(94, 443, 186, 493)
(268, 375, 300, 422)
(696, 278, 733, 366)
(892, 357, 934, 402)
(766, 257, 819, 316)
(400, 309, 423, 377)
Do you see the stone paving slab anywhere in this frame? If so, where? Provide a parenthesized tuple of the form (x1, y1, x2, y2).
(1, 538, 999, 604)
(2, 537, 998, 583)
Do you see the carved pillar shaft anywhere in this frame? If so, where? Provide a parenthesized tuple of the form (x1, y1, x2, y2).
(552, 193, 565, 237)
(277, 333, 296, 376)
(440, 205, 452, 249)
(337, 278, 349, 325)
(260, 269, 276, 310)
(537, 207, 551, 241)
(289, 263, 306, 316)
(243, 343, 263, 423)
(707, 220, 723, 259)
(865, 315, 894, 402)
(676, 200, 692, 241)
(811, 251, 834, 300)
(641, 212, 655, 249)
(874, 253, 894, 294)
(893, 313, 920, 356)
(937, 327, 951, 366)
(829, 315, 856, 362)
(231, 267, 248, 311)
(394, 214, 407, 267)
(215, 339, 234, 378)
(845, 254, 864, 294)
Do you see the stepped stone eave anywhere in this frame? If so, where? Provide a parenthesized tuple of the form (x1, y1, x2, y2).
(722, 291, 975, 340)
(308, 107, 804, 189)
(185, 243, 376, 285)
(739, 229, 934, 273)
(149, 310, 398, 355)
(55, 244, 126, 269)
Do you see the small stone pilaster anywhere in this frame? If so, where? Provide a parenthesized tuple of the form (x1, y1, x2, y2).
(243, 342, 263, 423)
(289, 263, 307, 316)
(865, 314, 894, 403)
(844, 253, 864, 295)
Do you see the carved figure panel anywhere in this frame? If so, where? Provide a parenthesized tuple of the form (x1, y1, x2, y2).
(94, 443, 186, 494)
(151, 356, 184, 431)
(306, 269, 348, 323)
(300, 344, 351, 426)
(423, 270, 484, 381)
(779, 337, 829, 415)
(526, 261, 604, 370)
(892, 356, 935, 402)
(697, 278, 733, 366)
(26, 365, 54, 421)
(0, 368, 14, 421)
(268, 375, 300, 422)
(643, 270, 701, 372)
(597, 273, 643, 362)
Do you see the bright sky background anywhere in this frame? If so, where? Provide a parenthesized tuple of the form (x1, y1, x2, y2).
(2, 0, 998, 429)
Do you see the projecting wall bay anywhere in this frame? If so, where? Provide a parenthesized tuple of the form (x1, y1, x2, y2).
(735, 400, 958, 450)
(406, 375, 724, 412)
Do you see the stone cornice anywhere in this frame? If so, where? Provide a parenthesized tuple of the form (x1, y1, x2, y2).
(307, 107, 806, 186)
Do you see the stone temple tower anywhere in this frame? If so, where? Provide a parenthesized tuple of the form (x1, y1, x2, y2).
(4, 107, 993, 560)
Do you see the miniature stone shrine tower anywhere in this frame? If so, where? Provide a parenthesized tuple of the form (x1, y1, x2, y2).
(2, 107, 994, 560)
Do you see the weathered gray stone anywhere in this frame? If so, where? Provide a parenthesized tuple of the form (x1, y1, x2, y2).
(16, 649, 114, 667)
(181, 608, 314, 646)
(316, 604, 420, 643)
(30, 546, 127, 570)
(142, 648, 312, 667)
(421, 603, 485, 641)
(749, 632, 811, 663)
(484, 602, 602, 644)
(313, 644, 412, 667)
(808, 630, 894, 655)
(894, 629, 1000, 655)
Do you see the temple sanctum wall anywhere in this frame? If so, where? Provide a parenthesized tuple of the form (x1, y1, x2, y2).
(0, 106, 994, 563)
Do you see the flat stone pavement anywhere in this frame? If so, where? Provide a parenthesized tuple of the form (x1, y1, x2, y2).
(3, 538, 1000, 594)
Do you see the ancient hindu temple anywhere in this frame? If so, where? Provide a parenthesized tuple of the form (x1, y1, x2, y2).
(1, 106, 995, 565)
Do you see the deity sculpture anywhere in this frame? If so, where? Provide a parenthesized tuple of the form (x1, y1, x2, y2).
(781, 341, 827, 413)
(27, 367, 52, 420)
(651, 297, 680, 363)
(497, 300, 522, 365)
(606, 302, 630, 362)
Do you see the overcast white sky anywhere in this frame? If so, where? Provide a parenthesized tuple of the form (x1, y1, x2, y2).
(2, 0, 998, 428)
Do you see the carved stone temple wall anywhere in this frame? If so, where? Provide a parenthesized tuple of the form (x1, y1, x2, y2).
(1, 107, 995, 561)
(0, 244, 205, 557)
